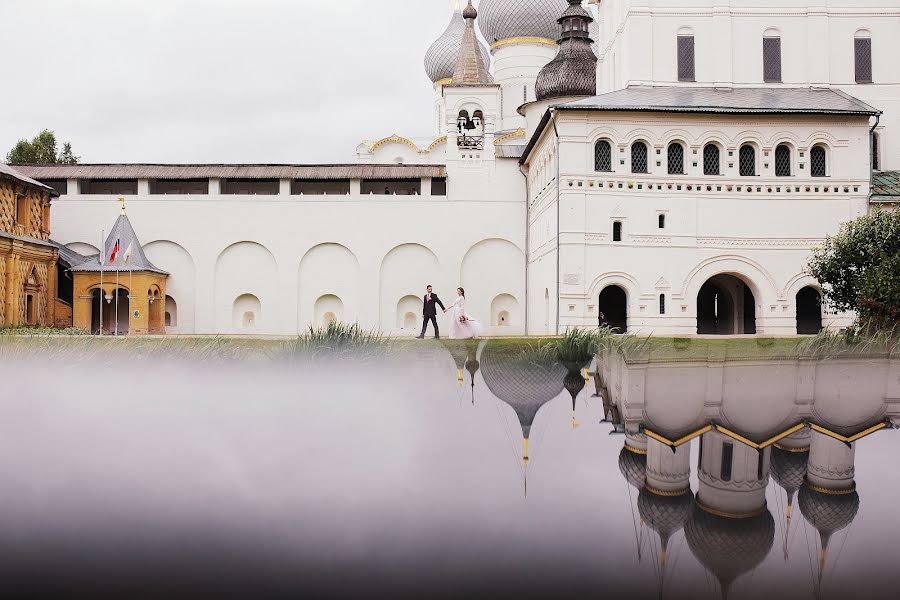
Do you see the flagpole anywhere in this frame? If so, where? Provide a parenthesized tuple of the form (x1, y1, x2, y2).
(99, 229, 104, 336)
(115, 267, 119, 337)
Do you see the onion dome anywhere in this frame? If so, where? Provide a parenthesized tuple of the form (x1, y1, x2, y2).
(481, 341, 566, 440)
(798, 485, 860, 542)
(425, 2, 491, 84)
(639, 488, 693, 544)
(685, 504, 775, 594)
(535, 0, 598, 101)
(619, 447, 647, 489)
(478, 0, 568, 46)
(771, 447, 809, 498)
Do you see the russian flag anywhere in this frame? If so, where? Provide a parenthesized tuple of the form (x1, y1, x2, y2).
(108, 238, 121, 264)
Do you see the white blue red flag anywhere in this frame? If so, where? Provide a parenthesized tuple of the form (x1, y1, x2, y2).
(108, 238, 121, 264)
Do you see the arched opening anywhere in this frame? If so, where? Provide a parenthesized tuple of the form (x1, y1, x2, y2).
(90, 287, 130, 335)
(397, 295, 423, 333)
(703, 143, 721, 175)
(796, 286, 823, 335)
(631, 141, 649, 174)
(314, 294, 344, 326)
(233, 294, 261, 331)
(490, 293, 519, 327)
(775, 143, 792, 176)
(613, 221, 623, 242)
(25, 294, 36, 325)
(598, 285, 628, 333)
(667, 142, 685, 175)
(544, 288, 550, 331)
(165, 295, 177, 328)
(739, 144, 757, 177)
(810, 145, 827, 178)
(697, 274, 757, 335)
(595, 140, 613, 172)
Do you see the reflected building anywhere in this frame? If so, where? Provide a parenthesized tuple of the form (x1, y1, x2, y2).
(770, 429, 811, 560)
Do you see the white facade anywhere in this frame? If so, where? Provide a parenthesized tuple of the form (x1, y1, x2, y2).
(18, 0, 900, 337)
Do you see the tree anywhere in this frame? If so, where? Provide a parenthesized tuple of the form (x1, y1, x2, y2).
(6, 129, 79, 164)
(808, 209, 900, 329)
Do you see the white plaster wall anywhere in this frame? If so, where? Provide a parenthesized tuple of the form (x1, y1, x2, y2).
(594, 0, 900, 170)
(491, 43, 559, 132)
(525, 110, 871, 335)
(143, 240, 196, 334)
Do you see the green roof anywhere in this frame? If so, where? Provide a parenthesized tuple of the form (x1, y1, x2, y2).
(873, 171, 900, 200)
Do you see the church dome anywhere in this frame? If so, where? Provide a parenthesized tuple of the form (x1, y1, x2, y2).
(685, 504, 775, 590)
(798, 485, 860, 538)
(771, 448, 809, 497)
(481, 341, 566, 438)
(618, 447, 647, 489)
(535, 0, 597, 101)
(478, 0, 568, 46)
(425, 3, 491, 83)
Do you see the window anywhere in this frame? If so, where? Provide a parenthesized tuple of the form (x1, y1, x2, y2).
(775, 144, 792, 176)
(855, 37, 873, 83)
(757, 451, 765, 481)
(658, 214, 666, 229)
(810, 145, 827, 177)
(703, 144, 721, 175)
(81, 179, 138, 195)
(872, 132, 880, 171)
(613, 221, 623, 242)
(595, 140, 613, 172)
(739, 144, 757, 177)
(291, 179, 351, 195)
(721, 442, 734, 482)
(431, 177, 448, 196)
(631, 141, 649, 173)
(667, 142, 685, 175)
(678, 35, 695, 81)
(763, 36, 782, 82)
(222, 179, 279, 195)
(15, 196, 27, 226)
(659, 294, 666, 315)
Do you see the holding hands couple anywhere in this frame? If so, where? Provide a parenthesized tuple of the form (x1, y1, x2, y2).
(416, 285, 483, 340)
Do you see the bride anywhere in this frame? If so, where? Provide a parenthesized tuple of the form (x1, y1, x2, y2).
(444, 287, 484, 340)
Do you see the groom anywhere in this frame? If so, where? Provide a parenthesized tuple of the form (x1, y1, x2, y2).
(416, 285, 445, 339)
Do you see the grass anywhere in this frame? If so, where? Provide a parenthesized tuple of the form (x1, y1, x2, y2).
(275, 321, 393, 362)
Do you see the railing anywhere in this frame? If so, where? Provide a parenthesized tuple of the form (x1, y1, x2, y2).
(457, 136, 484, 150)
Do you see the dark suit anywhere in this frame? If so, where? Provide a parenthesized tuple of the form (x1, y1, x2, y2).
(420, 293, 446, 338)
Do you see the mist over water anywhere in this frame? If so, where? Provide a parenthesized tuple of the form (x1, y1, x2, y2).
(0, 348, 897, 600)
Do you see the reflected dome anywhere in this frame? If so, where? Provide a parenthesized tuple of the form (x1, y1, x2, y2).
(638, 488, 693, 543)
(798, 485, 860, 539)
(771, 447, 810, 497)
(618, 447, 647, 489)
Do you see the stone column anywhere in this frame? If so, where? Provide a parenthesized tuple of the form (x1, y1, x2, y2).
(807, 430, 856, 492)
(646, 437, 691, 495)
(5, 254, 19, 326)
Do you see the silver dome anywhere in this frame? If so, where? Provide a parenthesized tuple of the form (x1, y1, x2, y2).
(425, 6, 491, 83)
(478, 0, 568, 46)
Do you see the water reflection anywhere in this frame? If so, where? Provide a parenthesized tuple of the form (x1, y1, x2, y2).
(0, 342, 896, 599)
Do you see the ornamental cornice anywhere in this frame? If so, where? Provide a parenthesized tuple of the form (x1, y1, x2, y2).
(494, 128, 526, 146)
(697, 237, 822, 249)
(490, 37, 557, 50)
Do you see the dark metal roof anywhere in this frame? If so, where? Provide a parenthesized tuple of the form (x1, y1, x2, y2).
(495, 144, 526, 159)
(424, 4, 490, 83)
(50, 240, 92, 269)
(0, 163, 57, 195)
(450, 2, 494, 85)
(872, 171, 900, 200)
(520, 86, 881, 165)
(11, 164, 447, 181)
(559, 86, 882, 116)
(535, 0, 597, 101)
(71, 214, 167, 275)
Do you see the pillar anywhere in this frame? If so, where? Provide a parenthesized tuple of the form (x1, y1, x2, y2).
(5, 254, 19, 326)
(646, 437, 691, 495)
(807, 430, 855, 492)
(697, 431, 769, 516)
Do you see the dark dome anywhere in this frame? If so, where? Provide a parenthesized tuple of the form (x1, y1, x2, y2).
(534, 1, 597, 101)
(638, 488, 694, 542)
(771, 448, 809, 496)
(685, 504, 775, 589)
(462, 0, 477, 20)
(618, 447, 647, 489)
(798, 485, 860, 538)
(481, 342, 566, 438)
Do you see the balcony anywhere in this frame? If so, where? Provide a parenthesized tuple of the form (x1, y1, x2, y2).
(457, 136, 484, 151)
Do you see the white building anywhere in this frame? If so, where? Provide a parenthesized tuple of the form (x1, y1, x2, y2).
(11, 0, 900, 337)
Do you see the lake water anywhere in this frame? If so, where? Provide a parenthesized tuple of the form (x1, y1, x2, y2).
(0, 341, 897, 599)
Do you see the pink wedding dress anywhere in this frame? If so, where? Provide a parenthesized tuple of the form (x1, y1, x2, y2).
(449, 296, 484, 340)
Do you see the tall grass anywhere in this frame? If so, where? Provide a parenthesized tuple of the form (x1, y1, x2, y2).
(277, 321, 392, 362)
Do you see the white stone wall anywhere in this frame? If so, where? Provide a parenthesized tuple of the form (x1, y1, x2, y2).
(525, 110, 871, 336)
(51, 168, 527, 337)
(594, 0, 900, 170)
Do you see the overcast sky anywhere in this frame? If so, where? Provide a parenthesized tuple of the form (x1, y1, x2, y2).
(1, 0, 467, 164)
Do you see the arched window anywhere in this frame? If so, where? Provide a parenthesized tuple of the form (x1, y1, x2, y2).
(667, 142, 685, 175)
(677, 34, 695, 82)
(763, 33, 782, 82)
(739, 144, 756, 177)
(595, 140, 612, 172)
(659, 294, 666, 315)
(658, 214, 666, 229)
(721, 442, 734, 482)
(810, 145, 827, 177)
(703, 143, 721, 175)
(775, 143, 792, 176)
(613, 221, 623, 242)
(631, 141, 648, 174)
